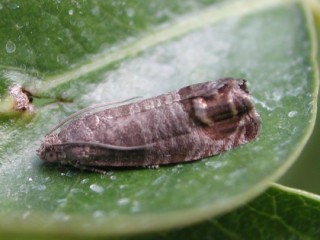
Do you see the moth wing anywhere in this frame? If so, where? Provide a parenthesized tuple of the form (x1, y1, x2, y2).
(53, 141, 153, 151)
(47, 96, 142, 135)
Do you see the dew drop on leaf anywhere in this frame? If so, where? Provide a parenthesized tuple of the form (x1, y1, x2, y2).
(15, 23, 23, 29)
(6, 40, 16, 53)
(68, 9, 74, 15)
(80, 178, 89, 184)
(89, 184, 104, 194)
(288, 111, 298, 118)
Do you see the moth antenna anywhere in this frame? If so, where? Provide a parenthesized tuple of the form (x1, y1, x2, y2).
(51, 141, 153, 151)
(46, 96, 141, 136)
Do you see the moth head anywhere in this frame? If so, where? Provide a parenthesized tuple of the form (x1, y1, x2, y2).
(37, 134, 64, 163)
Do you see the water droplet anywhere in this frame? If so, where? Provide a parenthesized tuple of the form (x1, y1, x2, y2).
(89, 184, 104, 194)
(126, 8, 135, 17)
(81, 178, 89, 184)
(68, 9, 74, 15)
(28, 177, 33, 182)
(288, 111, 298, 118)
(65, 171, 75, 177)
(15, 22, 23, 29)
(106, 171, 114, 176)
(117, 198, 130, 206)
(110, 175, 116, 181)
(6, 40, 16, 53)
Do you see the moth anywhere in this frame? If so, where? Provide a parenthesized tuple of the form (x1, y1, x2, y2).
(37, 78, 261, 172)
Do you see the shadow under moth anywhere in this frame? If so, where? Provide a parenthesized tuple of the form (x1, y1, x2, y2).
(37, 78, 261, 173)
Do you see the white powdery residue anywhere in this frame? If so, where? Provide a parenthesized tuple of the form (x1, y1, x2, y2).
(226, 168, 247, 186)
(152, 175, 166, 185)
(89, 184, 104, 194)
(56, 54, 69, 65)
(205, 160, 226, 169)
(270, 89, 284, 103)
(252, 145, 263, 152)
(252, 96, 274, 111)
(81, 20, 235, 104)
(176, 164, 183, 168)
(2, 70, 41, 88)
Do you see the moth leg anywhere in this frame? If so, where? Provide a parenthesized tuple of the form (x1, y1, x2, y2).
(79, 166, 108, 175)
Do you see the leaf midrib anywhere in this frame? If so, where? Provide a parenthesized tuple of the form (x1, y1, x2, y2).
(40, 0, 291, 94)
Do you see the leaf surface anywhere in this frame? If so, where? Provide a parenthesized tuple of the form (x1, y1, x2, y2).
(0, 0, 318, 238)
(127, 184, 320, 240)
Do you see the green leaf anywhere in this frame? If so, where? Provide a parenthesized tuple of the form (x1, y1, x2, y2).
(126, 184, 320, 240)
(0, 0, 318, 238)
(278, 0, 320, 195)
